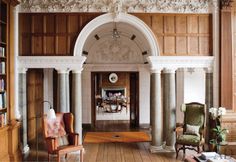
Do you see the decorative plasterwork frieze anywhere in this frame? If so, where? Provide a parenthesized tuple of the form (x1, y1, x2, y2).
(19, 0, 210, 13)
(17, 56, 86, 72)
(147, 56, 214, 72)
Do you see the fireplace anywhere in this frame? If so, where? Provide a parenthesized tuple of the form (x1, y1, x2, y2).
(102, 88, 126, 98)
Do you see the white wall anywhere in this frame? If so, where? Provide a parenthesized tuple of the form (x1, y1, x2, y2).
(184, 69, 205, 103)
(176, 68, 205, 123)
(43, 69, 54, 114)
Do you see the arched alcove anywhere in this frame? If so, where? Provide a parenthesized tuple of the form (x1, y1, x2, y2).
(73, 13, 160, 126)
(73, 13, 160, 57)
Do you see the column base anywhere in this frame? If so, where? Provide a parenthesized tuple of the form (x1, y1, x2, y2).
(150, 145, 165, 153)
(150, 145, 176, 153)
(21, 144, 30, 154)
(164, 145, 176, 152)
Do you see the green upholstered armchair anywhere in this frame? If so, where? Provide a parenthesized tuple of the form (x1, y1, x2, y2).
(175, 102, 206, 159)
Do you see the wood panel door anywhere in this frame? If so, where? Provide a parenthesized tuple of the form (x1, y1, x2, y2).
(27, 69, 44, 142)
(129, 72, 139, 127)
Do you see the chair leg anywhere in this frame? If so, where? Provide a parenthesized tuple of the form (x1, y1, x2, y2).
(65, 154, 68, 159)
(175, 143, 179, 159)
(183, 145, 186, 158)
(48, 153, 50, 162)
(58, 154, 60, 162)
(80, 149, 84, 162)
(197, 146, 200, 153)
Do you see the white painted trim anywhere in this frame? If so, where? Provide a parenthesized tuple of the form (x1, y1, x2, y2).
(73, 13, 160, 57)
(17, 56, 86, 72)
(147, 56, 214, 70)
(83, 64, 149, 72)
(14, 6, 20, 119)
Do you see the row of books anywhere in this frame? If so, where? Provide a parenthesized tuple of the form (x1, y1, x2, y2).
(0, 47, 5, 57)
(0, 92, 6, 109)
(0, 79, 4, 91)
(0, 113, 7, 127)
(0, 62, 5, 74)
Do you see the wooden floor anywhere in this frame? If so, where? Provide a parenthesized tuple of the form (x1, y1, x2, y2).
(24, 142, 188, 162)
(23, 120, 193, 162)
(83, 142, 182, 162)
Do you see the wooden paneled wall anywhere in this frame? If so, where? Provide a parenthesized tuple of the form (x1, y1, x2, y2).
(19, 13, 212, 56)
(27, 69, 43, 141)
(233, 10, 236, 111)
(221, 10, 233, 110)
(222, 119, 236, 142)
(19, 13, 102, 56)
(100, 72, 130, 97)
(133, 13, 212, 56)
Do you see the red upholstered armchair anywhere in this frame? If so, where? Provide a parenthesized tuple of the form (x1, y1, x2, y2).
(43, 113, 83, 162)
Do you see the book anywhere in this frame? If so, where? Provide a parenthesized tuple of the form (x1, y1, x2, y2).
(0, 114, 4, 127)
(2, 92, 6, 108)
(0, 62, 5, 74)
(0, 94, 3, 109)
(0, 79, 4, 90)
(0, 47, 5, 57)
(4, 113, 7, 125)
(201, 152, 217, 160)
(207, 158, 230, 162)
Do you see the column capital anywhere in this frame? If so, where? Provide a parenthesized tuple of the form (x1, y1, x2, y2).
(18, 67, 28, 74)
(56, 68, 70, 74)
(211, 0, 220, 11)
(204, 67, 213, 73)
(150, 68, 162, 74)
(163, 68, 177, 74)
(72, 68, 83, 74)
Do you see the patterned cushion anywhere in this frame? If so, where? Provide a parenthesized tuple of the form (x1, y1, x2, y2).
(185, 124, 200, 137)
(176, 134, 200, 145)
(57, 135, 69, 146)
(46, 115, 66, 137)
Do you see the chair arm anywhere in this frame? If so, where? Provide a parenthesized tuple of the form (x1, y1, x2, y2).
(68, 133, 79, 145)
(199, 129, 205, 140)
(175, 124, 184, 138)
(45, 137, 58, 153)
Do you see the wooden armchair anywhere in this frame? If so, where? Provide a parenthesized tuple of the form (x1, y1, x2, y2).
(43, 113, 84, 162)
(175, 102, 206, 159)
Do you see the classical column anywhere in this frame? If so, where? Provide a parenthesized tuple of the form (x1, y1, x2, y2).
(65, 72, 70, 112)
(163, 68, 176, 151)
(57, 69, 70, 113)
(204, 67, 213, 146)
(212, 0, 220, 107)
(18, 68, 29, 153)
(150, 69, 164, 153)
(71, 69, 83, 144)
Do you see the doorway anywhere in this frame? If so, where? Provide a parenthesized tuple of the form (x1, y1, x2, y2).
(91, 72, 139, 131)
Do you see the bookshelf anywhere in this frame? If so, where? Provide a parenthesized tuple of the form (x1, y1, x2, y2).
(0, 0, 8, 128)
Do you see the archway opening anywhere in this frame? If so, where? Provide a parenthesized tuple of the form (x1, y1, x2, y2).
(73, 13, 160, 131)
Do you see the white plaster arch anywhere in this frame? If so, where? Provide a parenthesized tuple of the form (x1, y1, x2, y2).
(73, 13, 160, 57)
